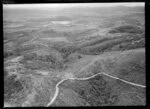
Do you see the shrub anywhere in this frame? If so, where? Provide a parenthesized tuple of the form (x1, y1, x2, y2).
(66, 75, 118, 106)
(65, 53, 83, 63)
(4, 51, 14, 58)
(109, 25, 143, 34)
(4, 74, 24, 101)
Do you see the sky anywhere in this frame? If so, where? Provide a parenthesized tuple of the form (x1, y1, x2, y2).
(3, 3, 145, 9)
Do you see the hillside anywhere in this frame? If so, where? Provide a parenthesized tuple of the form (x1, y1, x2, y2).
(4, 4, 145, 107)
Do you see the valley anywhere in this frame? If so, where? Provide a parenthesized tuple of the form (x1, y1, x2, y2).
(3, 3, 145, 107)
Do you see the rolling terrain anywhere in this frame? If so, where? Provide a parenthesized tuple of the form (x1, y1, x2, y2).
(4, 4, 145, 107)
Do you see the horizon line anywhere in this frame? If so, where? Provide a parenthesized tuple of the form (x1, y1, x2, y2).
(3, 3, 145, 9)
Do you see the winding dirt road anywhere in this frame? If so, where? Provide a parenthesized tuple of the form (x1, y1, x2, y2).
(46, 49, 146, 106)
(47, 72, 146, 106)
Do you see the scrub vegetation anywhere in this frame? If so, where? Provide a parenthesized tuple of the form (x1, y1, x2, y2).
(4, 4, 145, 107)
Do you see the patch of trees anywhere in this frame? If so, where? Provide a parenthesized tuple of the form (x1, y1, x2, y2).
(78, 33, 144, 55)
(109, 25, 143, 34)
(4, 51, 14, 58)
(4, 71, 24, 102)
(78, 36, 124, 55)
(63, 75, 119, 106)
(90, 61, 104, 74)
(66, 53, 83, 63)
(76, 36, 118, 48)
(83, 76, 118, 106)
(22, 52, 67, 71)
(4, 69, 8, 77)
(51, 43, 80, 62)
(4, 70, 33, 104)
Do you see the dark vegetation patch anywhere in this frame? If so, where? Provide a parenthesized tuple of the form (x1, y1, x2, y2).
(78, 34, 144, 55)
(76, 36, 119, 48)
(4, 70, 31, 103)
(21, 52, 67, 71)
(60, 75, 119, 106)
(60, 69, 145, 106)
(4, 32, 30, 46)
(14, 44, 45, 56)
(50, 97, 68, 107)
(115, 51, 145, 84)
(33, 86, 50, 106)
(66, 53, 83, 63)
(51, 43, 81, 63)
(4, 50, 15, 58)
(94, 49, 145, 85)
(51, 23, 144, 56)
(4, 72, 23, 100)
(109, 25, 143, 34)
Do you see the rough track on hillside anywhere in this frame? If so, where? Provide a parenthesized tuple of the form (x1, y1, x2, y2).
(46, 52, 146, 106)
(46, 72, 145, 106)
